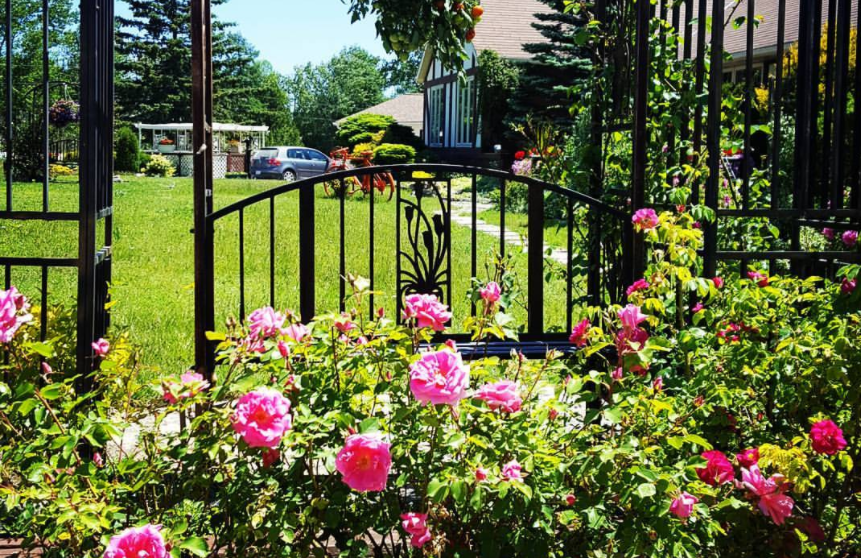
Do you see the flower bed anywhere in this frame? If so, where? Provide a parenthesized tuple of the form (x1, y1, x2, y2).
(0, 212, 859, 557)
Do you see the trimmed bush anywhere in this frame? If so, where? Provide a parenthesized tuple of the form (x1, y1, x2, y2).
(372, 143, 416, 165)
(143, 154, 175, 177)
(336, 113, 395, 148)
(114, 127, 140, 173)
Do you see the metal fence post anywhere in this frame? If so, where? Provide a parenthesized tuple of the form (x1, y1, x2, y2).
(630, 0, 650, 283)
(527, 182, 544, 335)
(299, 184, 316, 324)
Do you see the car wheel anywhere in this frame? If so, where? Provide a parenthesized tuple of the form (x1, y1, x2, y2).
(283, 169, 296, 182)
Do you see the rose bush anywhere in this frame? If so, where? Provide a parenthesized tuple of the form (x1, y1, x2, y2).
(0, 213, 859, 557)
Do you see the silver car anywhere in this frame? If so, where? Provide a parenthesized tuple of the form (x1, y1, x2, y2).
(250, 146, 332, 181)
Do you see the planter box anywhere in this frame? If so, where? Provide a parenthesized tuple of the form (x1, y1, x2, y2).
(158, 144, 176, 154)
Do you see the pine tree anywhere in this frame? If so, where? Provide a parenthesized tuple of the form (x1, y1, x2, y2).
(506, 0, 591, 128)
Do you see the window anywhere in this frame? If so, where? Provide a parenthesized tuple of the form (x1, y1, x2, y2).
(428, 85, 444, 146)
(456, 77, 475, 146)
(306, 150, 328, 161)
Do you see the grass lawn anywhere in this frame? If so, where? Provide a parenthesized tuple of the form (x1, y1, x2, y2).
(2, 175, 575, 377)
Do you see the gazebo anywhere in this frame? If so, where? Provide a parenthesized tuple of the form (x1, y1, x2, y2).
(135, 122, 269, 178)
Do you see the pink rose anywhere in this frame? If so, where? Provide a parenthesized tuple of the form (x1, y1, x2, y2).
(334, 313, 356, 334)
(626, 279, 650, 298)
(475, 380, 522, 413)
(41, 362, 53, 376)
(695, 450, 734, 486)
(284, 323, 310, 343)
(618, 304, 648, 330)
(747, 271, 769, 287)
(93, 452, 104, 468)
(480, 281, 502, 303)
(565, 494, 576, 506)
(842, 278, 857, 295)
(615, 326, 649, 356)
(92, 338, 110, 357)
(231, 388, 292, 449)
(692, 302, 704, 314)
(669, 492, 699, 519)
(262, 449, 281, 468)
(0, 287, 32, 344)
(740, 465, 794, 525)
(568, 319, 590, 347)
(162, 372, 210, 404)
(277, 340, 290, 358)
(336, 434, 392, 492)
(713, 276, 724, 289)
(401, 512, 428, 536)
(632, 208, 659, 232)
(475, 467, 488, 482)
(842, 230, 858, 248)
(501, 459, 523, 482)
(611, 367, 624, 381)
(822, 228, 836, 241)
(409, 349, 470, 406)
(402, 294, 452, 332)
(103, 525, 167, 558)
(736, 448, 759, 468)
(248, 307, 287, 339)
(810, 419, 847, 455)
(409, 529, 432, 548)
(549, 408, 559, 421)
(652, 377, 663, 392)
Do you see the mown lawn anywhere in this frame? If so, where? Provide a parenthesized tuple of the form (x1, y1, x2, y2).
(2, 175, 577, 377)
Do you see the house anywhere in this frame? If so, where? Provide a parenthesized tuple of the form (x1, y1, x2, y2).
(416, 0, 554, 161)
(335, 93, 425, 137)
(687, 0, 858, 85)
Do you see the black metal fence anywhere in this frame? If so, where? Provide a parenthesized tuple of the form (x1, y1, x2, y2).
(0, 0, 114, 378)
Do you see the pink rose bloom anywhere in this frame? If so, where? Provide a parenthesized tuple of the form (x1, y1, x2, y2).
(400, 512, 428, 536)
(822, 228, 836, 241)
(565, 494, 576, 506)
(632, 208, 659, 232)
(0, 287, 33, 344)
(41, 362, 53, 376)
(93, 452, 104, 468)
(480, 281, 501, 303)
(713, 276, 724, 289)
(615, 326, 650, 356)
(334, 313, 356, 334)
(336, 434, 392, 492)
(475, 467, 488, 482)
(410, 530, 432, 548)
(626, 279, 650, 298)
(611, 367, 624, 381)
(103, 525, 167, 558)
(692, 302, 704, 314)
(740, 465, 794, 525)
(810, 419, 847, 455)
(162, 372, 210, 404)
(402, 293, 452, 332)
(277, 340, 290, 358)
(409, 349, 470, 406)
(842, 277, 857, 295)
(736, 447, 760, 468)
(842, 230, 858, 248)
(549, 408, 559, 421)
(669, 492, 699, 519)
(695, 450, 734, 486)
(92, 338, 110, 357)
(284, 322, 310, 343)
(618, 304, 648, 330)
(231, 388, 293, 449)
(568, 319, 590, 347)
(747, 271, 769, 287)
(501, 459, 523, 482)
(262, 449, 281, 468)
(475, 380, 522, 413)
(248, 307, 287, 339)
(652, 377, 663, 392)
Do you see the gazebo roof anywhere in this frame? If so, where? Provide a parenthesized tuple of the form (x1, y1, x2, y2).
(135, 122, 269, 133)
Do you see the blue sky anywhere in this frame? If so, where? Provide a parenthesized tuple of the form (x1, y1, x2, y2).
(116, 0, 390, 74)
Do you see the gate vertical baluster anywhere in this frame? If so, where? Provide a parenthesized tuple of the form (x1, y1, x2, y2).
(631, 0, 650, 281)
(692, 0, 707, 204)
(41, 0, 49, 212)
(299, 182, 316, 324)
(566, 197, 573, 332)
(499, 178, 506, 257)
(369, 173, 375, 319)
(5, 0, 12, 209)
(703, 0, 725, 277)
(269, 196, 275, 307)
(527, 182, 544, 335)
(339, 178, 346, 312)
(770, 0, 787, 209)
(239, 208, 245, 320)
(40, 266, 48, 341)
(831, 0, 851, 209)
(793, 0, 817, 262)
(396, 176, 402, 320)
(446, 177, 452, 306)
(470, 173, 477, 317)
(853, 0, 861, 209)
(741, 0, 755, 210)
(822, 0, 837, 208)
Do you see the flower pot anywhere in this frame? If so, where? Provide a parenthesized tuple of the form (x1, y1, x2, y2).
(158, 144, 176, 154)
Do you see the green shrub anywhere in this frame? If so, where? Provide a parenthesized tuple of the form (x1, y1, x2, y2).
(114, 127, 140, 173)
(336, 113, 395, 148)
(381, 121, 421, 148)
(142, 154, 175, 177)
(372, 143, 416, 165)
(138, 152, 152, 171)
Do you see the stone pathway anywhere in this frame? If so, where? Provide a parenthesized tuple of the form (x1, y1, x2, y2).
(450, 200, 569, 265)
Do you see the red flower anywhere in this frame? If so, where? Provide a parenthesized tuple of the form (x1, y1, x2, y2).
(810, 420, 847, 455)
(695, 450, 734, 486)
(736, 447, 759, 468)
(514, 150, 526, 161)
(568, 319, 590, 347)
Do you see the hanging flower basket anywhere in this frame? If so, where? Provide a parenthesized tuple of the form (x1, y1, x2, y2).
(49, 99, 80, 128)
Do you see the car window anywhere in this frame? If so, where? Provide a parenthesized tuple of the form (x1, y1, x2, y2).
(306, 150, 328, 162)
(257, 148, 278, 159)
(287, 149, 305, 160)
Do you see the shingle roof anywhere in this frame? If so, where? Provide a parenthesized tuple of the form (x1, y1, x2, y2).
(688, 0, 858, 59)
(335, 94, 424, 132)
(471, 0, 556, 59)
